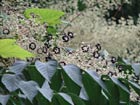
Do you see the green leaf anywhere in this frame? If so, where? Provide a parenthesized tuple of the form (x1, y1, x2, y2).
(35, 60, 58, 82)
(2, 74, 21, 92)
(61, 65, 81, 95)
(62, 64, 83, 87)
(2, 74, 38, 103)
(52, 93, 74, 105)
(110, 77, 129, 93)
(118, 78, 130, 104)
(9, 60, 28, 74)
(0, 39, 34, 60)
(79, 86, 89, 100)
(24, 65, 45, 87)
(47, 26, 57, 35)
(35, 93, 51, 105)
(24, 8, 65, 26)
(129, 101, 140, 105)
(58, 93, 74, 105)
(102, 75, 130, 105)
(101, 75, 120, 105)
(18, 80, 39, 102)
(82, 71, 108, 105)
(129, 81, 140, 96)
(86, 70, 108, 92)
(119, 88, 129, 104)
(7, 94, 25, 105)
(0, 95, 10, 105)
(131, 63, 140, 76)
(51, 95, 60, 105)
(37, 81, 53, 102)
(50, 68, 62, 92)
(69, 93, 86, 105)
(116, 57, 133, 74)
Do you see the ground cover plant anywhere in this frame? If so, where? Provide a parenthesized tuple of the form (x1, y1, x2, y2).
(0, 0, 140, 105)
(0, 60, 140, 105)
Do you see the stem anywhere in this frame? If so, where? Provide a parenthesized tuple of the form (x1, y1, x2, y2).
(60, 13, 82, 34)
(113, 0, 125, 18)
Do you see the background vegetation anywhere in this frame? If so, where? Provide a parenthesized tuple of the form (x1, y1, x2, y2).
(0, 0, 140, 105)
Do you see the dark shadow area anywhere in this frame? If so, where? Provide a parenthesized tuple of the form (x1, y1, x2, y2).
(104, 0, 140, 25)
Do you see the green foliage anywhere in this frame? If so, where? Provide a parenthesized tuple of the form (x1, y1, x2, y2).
(0, 39, 34, 60)
(0, 60, 140, 105)
(47, 26, 57, 35)
(116, 57, 133, 75)
(77, 0, 87, 11)
(24, 8, 65, 26)
(101, 0, 140, 25)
